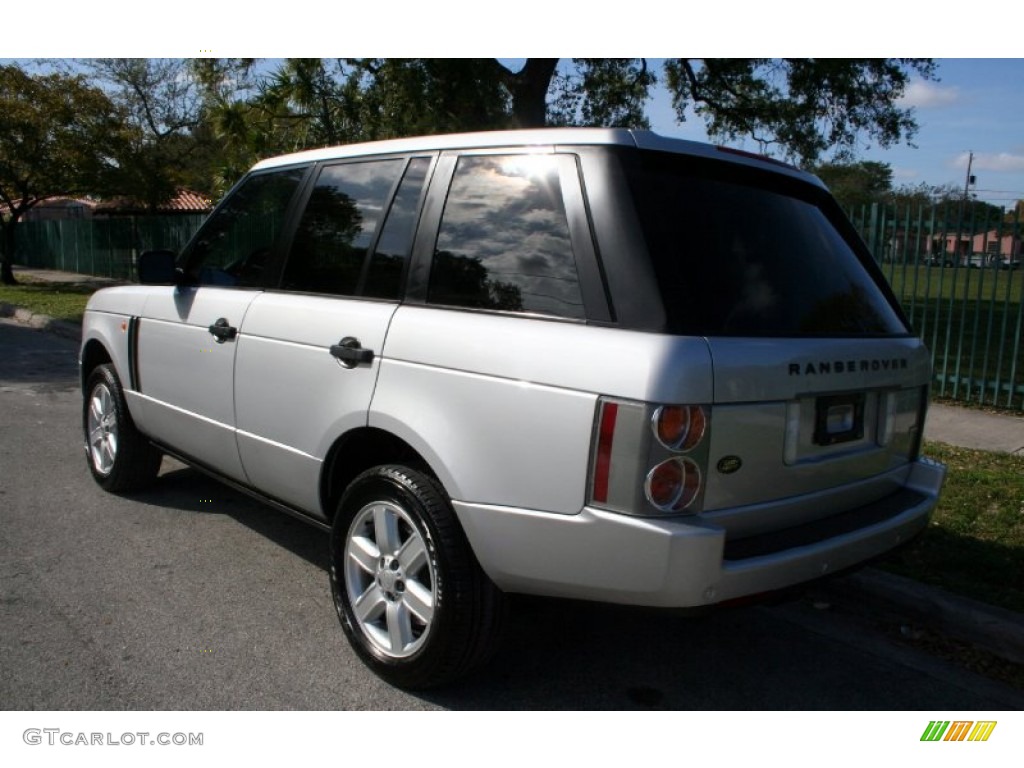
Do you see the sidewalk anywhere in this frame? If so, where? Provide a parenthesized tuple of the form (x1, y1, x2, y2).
(5, 266, 1024, 670)
(11, 265, 126, 289)
(925, 402, 1024, 455)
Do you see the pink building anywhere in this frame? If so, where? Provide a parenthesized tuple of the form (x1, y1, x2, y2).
(934, 229, 1022, 267)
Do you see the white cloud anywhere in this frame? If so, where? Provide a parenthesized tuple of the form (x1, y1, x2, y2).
(975, 153, 1024, 172)
(950, 152, 1024, 173)
(901, 81, 959, 109)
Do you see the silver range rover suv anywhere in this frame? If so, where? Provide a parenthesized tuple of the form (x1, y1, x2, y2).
(80, 128, 946, 688)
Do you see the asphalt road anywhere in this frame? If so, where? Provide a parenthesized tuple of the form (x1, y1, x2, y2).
(1, 319, 1022, 710)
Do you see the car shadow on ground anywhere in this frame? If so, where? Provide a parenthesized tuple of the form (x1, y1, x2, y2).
(132, 462, 330, 571)
(122, 463, 1024, 710)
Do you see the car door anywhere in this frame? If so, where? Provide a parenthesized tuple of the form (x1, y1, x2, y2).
(136, 167, 307, 481)
(232, 155, 433, 517)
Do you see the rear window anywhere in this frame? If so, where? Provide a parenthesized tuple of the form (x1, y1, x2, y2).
(626, 151, 908, 337)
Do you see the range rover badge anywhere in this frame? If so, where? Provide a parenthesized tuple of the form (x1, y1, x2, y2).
(717, 456, 742, 474)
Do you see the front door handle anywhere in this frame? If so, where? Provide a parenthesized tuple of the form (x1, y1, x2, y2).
(208, 317, 238, 343)
(330, 336, 374, 369)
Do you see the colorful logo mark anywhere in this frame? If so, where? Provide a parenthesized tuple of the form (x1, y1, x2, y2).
(921, 721, 997, 742)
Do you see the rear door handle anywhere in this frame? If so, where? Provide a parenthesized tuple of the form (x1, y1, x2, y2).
(330, 336, 374, 368)
(208, 317, 238, 343)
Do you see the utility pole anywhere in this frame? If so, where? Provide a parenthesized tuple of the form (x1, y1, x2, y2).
(963, 150, 975, 201)
(956, 151, 975, 264)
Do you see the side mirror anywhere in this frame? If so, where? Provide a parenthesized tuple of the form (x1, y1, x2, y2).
(138, 250, 178, 284)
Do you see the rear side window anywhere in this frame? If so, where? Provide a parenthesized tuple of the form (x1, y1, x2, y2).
(627, 152, 908, 337)
(428, 154, 585, 320)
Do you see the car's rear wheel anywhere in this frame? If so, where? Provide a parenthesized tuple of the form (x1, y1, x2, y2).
(329, 465, 505, 689)
(83, 364, 162, 492)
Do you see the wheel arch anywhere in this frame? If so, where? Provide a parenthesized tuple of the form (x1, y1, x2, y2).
(320, 427, 439, 525)
(80, 337, 113, 393)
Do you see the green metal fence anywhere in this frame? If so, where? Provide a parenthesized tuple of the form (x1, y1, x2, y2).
(15, 215, 206, 280)
(849, 203, 1023, 410)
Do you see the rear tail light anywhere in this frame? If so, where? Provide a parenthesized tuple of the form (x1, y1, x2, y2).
(591, 401, 618, 504)
(878, 386, 926, 458)
(645, 457, 703, 512)
(653, 405, 706, 451)
(589, 398, 710, 517)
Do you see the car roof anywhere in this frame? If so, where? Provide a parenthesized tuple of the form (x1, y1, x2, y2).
(251, 128, 822, 187)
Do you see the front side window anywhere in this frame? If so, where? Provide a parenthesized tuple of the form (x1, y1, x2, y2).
(282, 159, 405, 296)
(428, 154, 585, 319)
(186, 168, 305, 287)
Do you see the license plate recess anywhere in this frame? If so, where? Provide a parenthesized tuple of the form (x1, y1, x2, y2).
(813, 393, 865, 446)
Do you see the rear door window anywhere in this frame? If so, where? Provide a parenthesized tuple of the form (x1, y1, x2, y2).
(363, 157, 431, 300)
(282, 159, 406, 296)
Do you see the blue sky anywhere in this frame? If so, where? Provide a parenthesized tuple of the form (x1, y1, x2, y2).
(644, 59, 1024, 208)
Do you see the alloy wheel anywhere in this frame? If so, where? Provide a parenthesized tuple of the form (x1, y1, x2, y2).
(87, 382, 118, 475)
(344, 501, 437, 658)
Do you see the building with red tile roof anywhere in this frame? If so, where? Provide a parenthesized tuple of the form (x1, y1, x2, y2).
(93, 189, 213, 216)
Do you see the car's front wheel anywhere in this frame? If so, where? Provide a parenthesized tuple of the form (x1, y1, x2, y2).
(329, 465, 505, 689)
(83, 363, 162, 492)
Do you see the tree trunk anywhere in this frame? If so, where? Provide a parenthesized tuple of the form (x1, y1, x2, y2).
(1, 220, 18, 285)
(507, 59, 559, 128)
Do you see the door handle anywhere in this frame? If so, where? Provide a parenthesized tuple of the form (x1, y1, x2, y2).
(208, 317, 238, 343)
(330, 336, 374, 369)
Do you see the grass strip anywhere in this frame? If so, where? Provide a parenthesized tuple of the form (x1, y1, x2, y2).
(0, 278, 96, 323)
(880, 441, 1024, 613)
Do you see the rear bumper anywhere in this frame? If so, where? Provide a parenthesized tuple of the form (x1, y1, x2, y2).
(455, 457, 946, 607)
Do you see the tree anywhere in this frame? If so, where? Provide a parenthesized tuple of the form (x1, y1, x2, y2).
(1006, 201, 1023, 227)
(206, 58, 512, 179)
(209, 59, 934, 168)
(77, 59, 223, 204)
(547, 59, 655, 128)
(811, 161, 894, 210)
(192, 58, 273, 193)
(0, 65, 122, 284)
(892, 182, 1006, 229)
(663, 59, 935, 163)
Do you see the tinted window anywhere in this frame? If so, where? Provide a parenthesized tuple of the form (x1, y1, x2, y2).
(627, 152, 908, 337)
(429, 154, 585, 319)
(186, 169, 304, 287)
(283, 160, 404, 295)
(363, 157, 431, 300)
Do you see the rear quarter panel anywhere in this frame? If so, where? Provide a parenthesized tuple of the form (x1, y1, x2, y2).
(370, 305, 713, 514)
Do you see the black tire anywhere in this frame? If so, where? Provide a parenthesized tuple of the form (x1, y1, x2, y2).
(83, 363, 162, 492)
(329, 465, 505, 689)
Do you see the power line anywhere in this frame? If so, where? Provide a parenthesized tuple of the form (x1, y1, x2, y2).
(972, 189, 1024, 196)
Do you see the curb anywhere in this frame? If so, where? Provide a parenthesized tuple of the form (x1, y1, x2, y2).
(0, 302, 82, 343)
(824, 568, 1024, 665)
